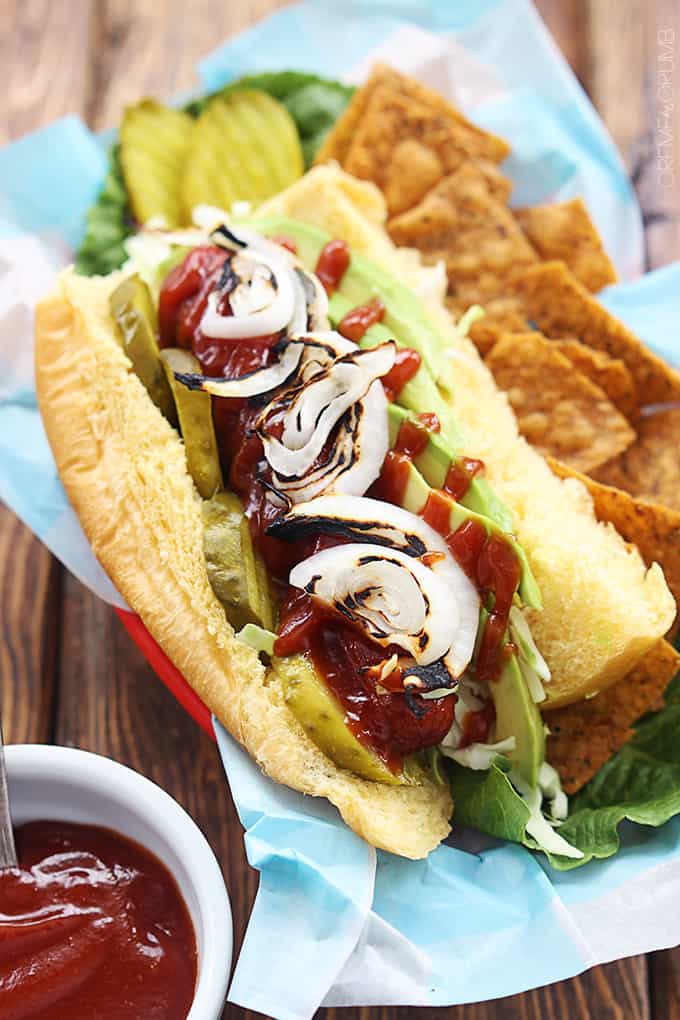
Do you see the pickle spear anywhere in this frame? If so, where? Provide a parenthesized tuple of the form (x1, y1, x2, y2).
(160, 348, 223, 499)
(273, 654, 406, 785)
(202, 492, 274, 631)
(109, 275, 176, 423)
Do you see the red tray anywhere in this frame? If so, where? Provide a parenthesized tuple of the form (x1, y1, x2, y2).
(116, 609, 216, 741)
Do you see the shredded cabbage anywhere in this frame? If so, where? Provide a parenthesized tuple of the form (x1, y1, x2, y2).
(510, 767, 582, 859)
(442, 736, 516, 770)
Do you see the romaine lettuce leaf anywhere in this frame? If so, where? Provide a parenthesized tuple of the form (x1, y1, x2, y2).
(76, 71, 353, 275)
(75, 145, 131, 276)
(449, 661, 680, 870)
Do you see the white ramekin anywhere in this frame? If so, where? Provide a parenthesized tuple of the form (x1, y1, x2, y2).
(5, 743, 232, 1020)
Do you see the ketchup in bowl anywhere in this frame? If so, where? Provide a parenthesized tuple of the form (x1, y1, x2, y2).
(0, 820, 197, 1019)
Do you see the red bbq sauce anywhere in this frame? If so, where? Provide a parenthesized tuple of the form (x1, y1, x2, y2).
(159, 246, 453, 768)
(270, 234, 298, 255)
(314, 239, 350, 294)
(275, 591, 454, 767)
(382, 347, 421, 400)
(338, 297, 385, 342)
(459, 701, 496, 748)
(394, 415, 440, 458)
(0, 820, 197, 1020)
(443, 456, 485, 501)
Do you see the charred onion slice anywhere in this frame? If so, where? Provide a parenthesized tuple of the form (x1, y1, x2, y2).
(260, 341, 395, 478)
(290, 542, 461, 667)
(174, 340, 305, 399)
(209, 223, 329, 335)
(270, 494, 446, 557)
(279, 496, 480, 675)
(200, 247, 295, 340)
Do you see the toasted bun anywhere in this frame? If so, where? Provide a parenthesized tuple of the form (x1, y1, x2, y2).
(35, 270, 452, 859)
(430, 307, 675, 708)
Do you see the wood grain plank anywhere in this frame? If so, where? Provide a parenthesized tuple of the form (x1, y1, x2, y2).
(650, 946, 680, 1020)
(0, 0, 96, 144)
(88, 0, 291, 131)
(0, 0, 95, 747)
(0, 507, 59, 743)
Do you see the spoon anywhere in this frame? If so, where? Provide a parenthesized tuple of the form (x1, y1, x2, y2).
(0, 718, 17, 869)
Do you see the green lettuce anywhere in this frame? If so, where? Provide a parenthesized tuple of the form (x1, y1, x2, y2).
(76, 71, 353, 275)
(449, 662, 680, 870)
(75, 145, 131, 277)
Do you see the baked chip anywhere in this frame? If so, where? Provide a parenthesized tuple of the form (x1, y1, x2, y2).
(448, 296, 529, 357)
(485, 332, 635, 472)
(549, 458, 680, 637)
(343, 86, 510, 217)
(546, 640, 680, 793)
(316, 63, 509, 171)
(592, 408, 680, 512)
(513, 261, 680, 405)
(389, 163, 537, 306)
(553, 339, 638, 419)
(515, 198, 617, 293)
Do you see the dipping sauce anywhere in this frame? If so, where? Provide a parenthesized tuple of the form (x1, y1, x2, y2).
(0, 821, 197, 1020)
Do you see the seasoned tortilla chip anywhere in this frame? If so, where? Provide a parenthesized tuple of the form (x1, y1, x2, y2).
(485, 332, 635, 472)
(447, 296, 529, 357)
(546, 640, 680, 793)
(513, 261, 680, 405)
(592, 408, 680, 512)
(553, 339, 639, 420)
(515, 198, 617, 292)
(383, 139, 444, 215)
(344, 86, 510, 217)
(549, 457, 680, 636)
(389, 163, 537, 306)
(316, 63, 509, 170)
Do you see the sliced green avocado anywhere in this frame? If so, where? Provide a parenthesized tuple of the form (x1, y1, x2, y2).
(109, 274, 176, 423)
(386, 404, 541, 609)
(246, 213, 448, 378)
(202, 491, 274, 631)
(272, 653, 406, 785)
(160, 348, 223, 499)
(492, 654, 545, 788)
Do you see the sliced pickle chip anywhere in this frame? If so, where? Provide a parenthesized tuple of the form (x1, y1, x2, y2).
(109, 274, 176, 422)
(273, 654, 407, 785)
(181, 90, 304, 219)
(120, 99, 194, 227)
(202, 491, 274, 631)
(160, 348, 223, 499)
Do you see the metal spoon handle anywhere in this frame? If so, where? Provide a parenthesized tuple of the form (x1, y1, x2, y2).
(0, 720, 17, 869)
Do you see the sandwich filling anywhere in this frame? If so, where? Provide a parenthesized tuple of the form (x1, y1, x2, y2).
(117, 218, 581, 857)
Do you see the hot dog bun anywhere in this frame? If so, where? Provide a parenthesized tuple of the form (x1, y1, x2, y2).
(35, 269, 452, 859)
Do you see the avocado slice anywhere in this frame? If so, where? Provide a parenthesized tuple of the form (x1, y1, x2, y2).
(246, 214, 449, 377)
(272, 653, 406, 785)
(386, 404, 541, 609)
(202, 491, 274, 631)
(160, 348, 223, 500)
(109, 274, 176, 423)
(492, 654, 545, 788)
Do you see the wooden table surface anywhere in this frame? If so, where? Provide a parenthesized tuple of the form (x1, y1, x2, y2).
(2, 2, 679, 1017)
